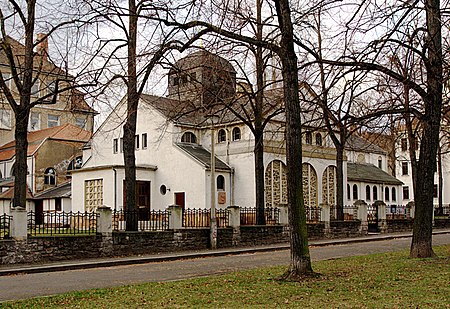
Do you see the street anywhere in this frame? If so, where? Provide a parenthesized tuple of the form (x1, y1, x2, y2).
(1, 233, 449, 302)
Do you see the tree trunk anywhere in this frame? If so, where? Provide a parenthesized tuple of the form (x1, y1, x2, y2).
(13, 107, 30, 208)
(254, 130, 266, 225)
(124, 0, 138, 231)
(335, 144, 345, 220)
(275, 0, 313, 278)
(410, 0, 442, 258)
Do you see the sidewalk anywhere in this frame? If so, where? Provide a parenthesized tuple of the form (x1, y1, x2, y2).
(1, 229, 449, 277)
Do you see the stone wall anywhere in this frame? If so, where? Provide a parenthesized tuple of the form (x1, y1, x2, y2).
(238, 225, 288, 247)
(307, 223, 325, 240)
(328, 220, 361, 239)
(386, 219, 414, 233)
(434, 218, 450, 229)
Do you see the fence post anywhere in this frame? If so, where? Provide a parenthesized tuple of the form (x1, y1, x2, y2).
(320, 203, 330, 236)
(168, 205, 182, 229)
(374, 200, 387, 233)
(227, 205, 241, 246)
(354, 200, 368, 235)
(278, 203, 289, 225)
(10, 207, 27, 240)
(97, 206, 112, 235)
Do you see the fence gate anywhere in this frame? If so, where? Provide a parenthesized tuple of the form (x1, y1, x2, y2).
(367, 204, 379, 233)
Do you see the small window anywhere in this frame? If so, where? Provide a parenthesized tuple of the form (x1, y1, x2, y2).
(29, 112, 40, 131)
(47, 114, 60, 128)
(365, 185, 370, 201)
(75, 117, 86, 129)
(190, 72, 197, 82)
(181, 132, 197, 144)
(44, 167, 56, 185)
(352, 184, 358, 200)
(378, 157, 382, 169)
(373, 186, 378, 200)
(181, 74, 188, 84)
(142, 133, 148, 149)
(401, 138, 407, 152)
(401, 162, 408, 175)
(31, 80, 40, 97)
(403, 186, 409, 200)
(120, 138, 124, 153)
(315, 133, 322, 146)
(218, 129, 226, 143)
(305, 132, 312, 145)
(0, 108, 11, 130)
(1, 72, 11, 88)
(392, 187, 396, 202)
(173, 76, 179, 86)
(160, 185, 167, 195)
(433, 184, 438, 198)
(347, 184, 351, 200)
(232, 127, 241, 141)
(68, 156, 83, 170)
(217, 175, 225, 191)
(113, 138, 118, 154)
(135, 135, 139, 149)
(55, 197, 62, 211)
(385, 187, 389, 201)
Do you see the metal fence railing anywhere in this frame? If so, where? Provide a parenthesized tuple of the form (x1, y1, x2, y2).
(240, 207, 280, 225)
(386, 205, 412, 220)
(305, 207, 321, 223)
(27, 211, 97, 236)
(183, 208, 210, 228)
(216, 209, 230, 228)
(434, 204, 450, 217)
(330, 205, 358, 221)
(0, 213, 12, 239)
(112, 209, 170, 231)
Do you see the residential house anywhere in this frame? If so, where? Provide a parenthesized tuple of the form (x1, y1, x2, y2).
(0, 35, 97, 145)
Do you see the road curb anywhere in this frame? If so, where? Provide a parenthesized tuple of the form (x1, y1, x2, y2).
(1, 230, 449, 276)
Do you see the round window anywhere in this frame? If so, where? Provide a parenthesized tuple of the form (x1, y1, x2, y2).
(160, 185, 167, 195)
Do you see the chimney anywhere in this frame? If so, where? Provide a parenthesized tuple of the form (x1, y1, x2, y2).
(36, 33, 48, 60)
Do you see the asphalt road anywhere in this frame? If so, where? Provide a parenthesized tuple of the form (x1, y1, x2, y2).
(1, 233, 449, 302)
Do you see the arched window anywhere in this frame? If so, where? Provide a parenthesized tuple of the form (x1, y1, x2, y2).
(217, 175, 225, 191)
(366, 185, 371, 201)
(44, 167, 56, 185)
(232, 127, 241, 141)
(218, 129, 226, 143)
(315, 133, 322, 146)
(391, 187, 396, 202)
(352, 184, 358, 200)
(385, 187, 390, 201)
(373, 186, 378, 200)
(347, 184, 351, 200)
(181, 131, 197, 144)
(305, 132, 312, 145)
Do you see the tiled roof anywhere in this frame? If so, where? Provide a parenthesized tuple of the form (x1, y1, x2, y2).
(0, 123, 91, 161)
(33, 181, 71, 199)
(347, 162, 403, 185)
(0, 186, 33, 199)
(169, 50, 236, 75)
(345, 135, 387, 155)
(176, 143, 231, 171)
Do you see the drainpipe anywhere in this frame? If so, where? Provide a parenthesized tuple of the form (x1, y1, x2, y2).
(113, 167, 117, 211)
(230, 167, 235, 205)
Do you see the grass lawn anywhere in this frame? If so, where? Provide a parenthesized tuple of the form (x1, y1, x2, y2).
(3, 245, 449, 308)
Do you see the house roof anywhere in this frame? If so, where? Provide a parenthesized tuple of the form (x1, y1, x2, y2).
(0, 123, 91, 161)
(176, 143, 232, 171)
(345, 135, 387, 155)
(347, 162, 403, 185)
(33, 181, 71, 199)
(0, 186, 33, 200)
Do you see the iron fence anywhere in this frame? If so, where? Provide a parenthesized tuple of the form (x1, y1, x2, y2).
(330, 205, 358, 221)
(305, 207, 321, 223)
(434, 204, 450, 217)
(386, 205, 412, 220)
(27, 211, 97, 236)
(367, 204, 378, 225)
(216, 209, 230, 228)
(183, 208, 210, 228)
(240, 207, 280, 225)
(0, 213, 12, 239)
(112, 209, 170, 231)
